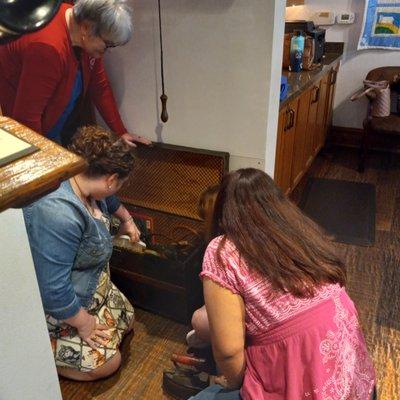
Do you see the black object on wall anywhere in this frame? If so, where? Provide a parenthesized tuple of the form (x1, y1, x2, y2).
(0, 0, 62, 44)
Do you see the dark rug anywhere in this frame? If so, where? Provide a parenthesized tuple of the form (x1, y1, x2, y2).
(299, 178, 376, 246)
(377, 249, 400, 330)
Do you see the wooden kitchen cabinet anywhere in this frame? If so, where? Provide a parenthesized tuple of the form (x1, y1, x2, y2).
(291, 87, 312, 188)
(304, 84, 319, 168)
(313, 73, 330, 155)
(274, 98, 299, 195)
(274, 62, 340, 195)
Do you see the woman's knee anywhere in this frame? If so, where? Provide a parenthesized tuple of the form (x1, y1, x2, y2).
(191, 306, 210, 341)
(57, 350, 122, 381)
(85, 350, 122, 381)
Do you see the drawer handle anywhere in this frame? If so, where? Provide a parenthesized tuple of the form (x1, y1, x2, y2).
(287, 108, 295, 130)
(284, 107, 295, 131)
(312, 86, 320, 103)
(331, 69, 338, 85)
(284, 108, 290, 131)
(290, 109, 295, 129)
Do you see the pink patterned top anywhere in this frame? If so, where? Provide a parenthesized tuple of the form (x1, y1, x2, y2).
(200, 235, 341, 338)
(200, 236, 375, 400)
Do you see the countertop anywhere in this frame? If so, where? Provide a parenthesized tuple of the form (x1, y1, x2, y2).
(0, 117, 87, 212)
(280, 43, 344, 109)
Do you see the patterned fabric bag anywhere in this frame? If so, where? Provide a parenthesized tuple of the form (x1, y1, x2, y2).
(351, 80, 391, 117)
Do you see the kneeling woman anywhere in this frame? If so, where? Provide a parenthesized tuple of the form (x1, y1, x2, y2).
(191, 168, 375, 400)
(24, 126, 136, 381)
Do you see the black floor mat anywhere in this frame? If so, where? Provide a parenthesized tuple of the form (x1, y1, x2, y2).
(299, 178, 376, 246)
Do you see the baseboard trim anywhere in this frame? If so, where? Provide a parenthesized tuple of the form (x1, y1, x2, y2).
(330, 125, 400, 153)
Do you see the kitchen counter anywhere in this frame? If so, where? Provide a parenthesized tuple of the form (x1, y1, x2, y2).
(280, 42, 344, 109)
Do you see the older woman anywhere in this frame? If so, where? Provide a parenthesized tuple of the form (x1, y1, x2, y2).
(23, 126, 136, 381)
(0, 0, 148, 243)
(0, 0, 147, 146)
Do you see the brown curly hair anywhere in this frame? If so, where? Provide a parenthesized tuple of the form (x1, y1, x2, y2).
(69, 126, 136, 178)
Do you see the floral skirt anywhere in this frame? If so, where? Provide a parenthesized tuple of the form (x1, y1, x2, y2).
(46, 269, 134, 372)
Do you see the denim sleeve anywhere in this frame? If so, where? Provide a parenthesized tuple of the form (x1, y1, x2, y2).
(23, 198, 85, 320)
(105, 194, 121, 215)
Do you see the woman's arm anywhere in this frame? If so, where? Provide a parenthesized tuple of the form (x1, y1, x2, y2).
(87, 58, 127, 135)
(24, 199, 83, 320)
(88, 58, 152, 146)
(24, 198, 109, 347)
(13, 43, 62, 134)
(113, 203, 140, 243)
(203, 277, 246, 389)
(104, 196, 140, 243)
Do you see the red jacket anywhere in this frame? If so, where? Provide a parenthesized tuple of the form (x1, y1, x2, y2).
(0, 3, 127, 136)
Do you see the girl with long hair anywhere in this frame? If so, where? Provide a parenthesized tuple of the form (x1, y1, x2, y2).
(190, 168, 375, 400)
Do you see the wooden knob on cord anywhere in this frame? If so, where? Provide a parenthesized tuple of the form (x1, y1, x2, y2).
(160, 94, 168, 122)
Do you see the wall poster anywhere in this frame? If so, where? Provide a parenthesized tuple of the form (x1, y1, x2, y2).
(359, 0, 400, 50)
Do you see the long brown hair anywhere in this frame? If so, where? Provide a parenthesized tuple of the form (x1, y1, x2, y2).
(198, 185, 220, 242)
(211, 168, 346, 298)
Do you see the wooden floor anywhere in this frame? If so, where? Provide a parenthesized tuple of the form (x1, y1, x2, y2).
(60, 147, 400, 400)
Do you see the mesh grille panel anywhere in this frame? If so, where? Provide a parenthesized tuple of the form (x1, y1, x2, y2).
(117, 144, 228, 220)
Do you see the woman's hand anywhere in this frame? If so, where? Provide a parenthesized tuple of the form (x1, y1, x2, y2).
(118, 217, 140, 242)
(63, 308, 111, 350)
(211, 375, 230, 389)
(121, 133, 152, 147)
(76, 313, 111, 350)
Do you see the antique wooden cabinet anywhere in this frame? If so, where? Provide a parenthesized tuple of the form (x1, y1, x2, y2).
(110, 143, 229, 323)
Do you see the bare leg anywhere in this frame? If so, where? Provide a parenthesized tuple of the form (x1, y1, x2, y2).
(57, 350, 121, 381)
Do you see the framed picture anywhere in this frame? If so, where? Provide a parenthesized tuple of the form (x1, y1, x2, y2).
(359, 0, 400, 50)
(0, 127, 39, 168)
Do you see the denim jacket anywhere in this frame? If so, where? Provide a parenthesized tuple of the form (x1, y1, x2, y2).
(23, 180, 113, 320)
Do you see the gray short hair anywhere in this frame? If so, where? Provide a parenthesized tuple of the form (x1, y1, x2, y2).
(73, 0, 133, 46)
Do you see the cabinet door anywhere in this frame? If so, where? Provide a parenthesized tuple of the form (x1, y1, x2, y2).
(291, 88, 312, 188)
(324, 62, 340, 136)
(313, 73, 330, 155)
(274, 99, 299, 194)
(304, 84, 319, 168)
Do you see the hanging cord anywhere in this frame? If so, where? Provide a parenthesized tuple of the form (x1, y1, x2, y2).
(158, 0, 168, 122)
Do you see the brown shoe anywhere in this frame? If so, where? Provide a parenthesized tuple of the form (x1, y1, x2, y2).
(162, 368, 209, 400)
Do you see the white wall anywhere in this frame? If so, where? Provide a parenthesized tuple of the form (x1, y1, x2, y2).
(286, 0, 400, 129)
(265, 1, 286, 175)
(0, 209, 62, 400)
(103, 0, 285, 173)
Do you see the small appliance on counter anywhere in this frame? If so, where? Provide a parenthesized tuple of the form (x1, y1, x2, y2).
(289, 31, 305, 72)
(285, 20, 326, 64)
